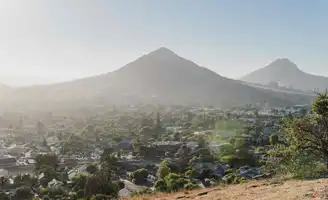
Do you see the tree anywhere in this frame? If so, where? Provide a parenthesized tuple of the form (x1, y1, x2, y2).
(37, 165, 57, 180)
(14, 186, 33, 200)
(86, 164, 98, 175)
(84, 175, 120, 199)
(59, 172, 69, 183)
(39, 188, 51, 197)
(154, 179, 167, 192)
(157, 160, 171, 179)
(185, 169, 198, 179)
(99, 149, 120, 185)
(155, 112, 163, 139)
(100, 148, 114, 163)
(140, 116, 154, 128)
(164, 173, 187, 192)
(100, 149, 118, 174)
(130, 168, 149, 185)
(132, 138, 144, 152)
(0, 176, 9, 189)
(283, 91, 328, 169)
(42, 195, 50, 200)
(35, 154, 58, 170)
(139, 126, 154, 141)
(269, 134, 279, 145)
(71, 174, 87, 192)
(14, 174, 37, 187)
(198, 136, 207, 148)
(0, 192, 9, 200)
(312, 91, 328, 117)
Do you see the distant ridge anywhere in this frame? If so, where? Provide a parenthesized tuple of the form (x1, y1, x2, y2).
(1, 49, 313, 110)
(241, 58, 328, 92)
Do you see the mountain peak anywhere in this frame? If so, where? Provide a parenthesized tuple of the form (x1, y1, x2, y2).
(148, 47, 178, 57)
(269, 58, 298, 70)
(240, 57, 328, 92)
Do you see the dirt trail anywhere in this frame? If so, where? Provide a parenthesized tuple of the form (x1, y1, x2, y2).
(125, 178, 328, 200)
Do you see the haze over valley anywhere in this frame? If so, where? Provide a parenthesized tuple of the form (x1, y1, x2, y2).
(0, 47, 316, 111)
(2, 1, 328, 200)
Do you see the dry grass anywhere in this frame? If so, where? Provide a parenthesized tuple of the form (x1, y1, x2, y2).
(123, 178, 328, 200)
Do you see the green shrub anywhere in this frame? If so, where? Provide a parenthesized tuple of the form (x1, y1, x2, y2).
(165, 173, 185, 192)
(69, 193, 78, 200)
(254, 147, 266, 154)
(188, 156, 200, 166)
(223, 173, 247, 184)
(238, 177, 247, 184)
(131, 188, 154, 197)
(42, 195, 50, 200)
(14, 186, 33, 200)
(184, 182, 200, 190)
(225, 168, 233, 174)
(84, 175, 120, 199)
(157, 161, 171, 179)
(71, 174, 87, 192)
(185, 169, 198, 179)
(39, 188, 50, 197)
(0, 192, 10, 200)
(220, 155, 237, 165)
(130, 168, 149, 185)
(217, 143, 235, 157)
(266, 146, 326, 179)
(154, 179, 167, 192)
(76, 190, 84, 198)
(90, 194, 111, 200)
(86, 164, 98, 174)
(50, 186, 65, 198)
(270, 134, 279, 145)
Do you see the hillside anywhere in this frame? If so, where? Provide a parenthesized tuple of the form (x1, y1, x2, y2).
(1, 48, 313, 110)
(241, 58, 328, 92)
(126, 178, 328, 200)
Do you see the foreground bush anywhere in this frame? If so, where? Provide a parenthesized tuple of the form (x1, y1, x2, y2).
(129, 168, 149, 185)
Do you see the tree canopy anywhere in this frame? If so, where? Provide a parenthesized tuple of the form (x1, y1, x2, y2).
(283, 91, 328, 168)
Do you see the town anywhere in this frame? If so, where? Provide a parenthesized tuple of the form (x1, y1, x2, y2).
(0, 103, 309, 199)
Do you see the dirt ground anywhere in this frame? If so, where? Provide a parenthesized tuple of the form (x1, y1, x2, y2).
(125, 178, 328, 200)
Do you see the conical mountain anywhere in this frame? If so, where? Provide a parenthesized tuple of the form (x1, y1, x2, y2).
(4, 49, 312, 109)
(241, 58, 328, 92)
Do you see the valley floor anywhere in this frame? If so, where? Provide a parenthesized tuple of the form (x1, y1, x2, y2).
(126, 178, 328, 200)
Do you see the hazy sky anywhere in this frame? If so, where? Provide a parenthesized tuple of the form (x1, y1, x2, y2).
(1, 0, 328, 86)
